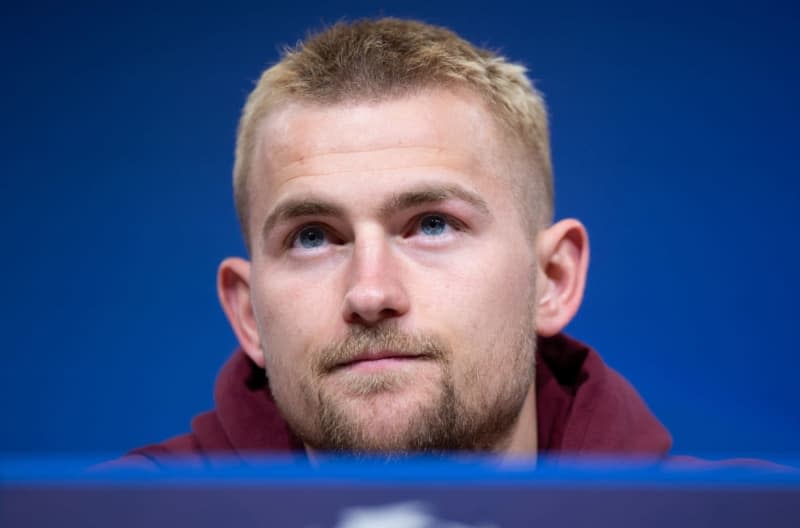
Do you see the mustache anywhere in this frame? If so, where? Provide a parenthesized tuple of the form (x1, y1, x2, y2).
(311, 325, 450, 375)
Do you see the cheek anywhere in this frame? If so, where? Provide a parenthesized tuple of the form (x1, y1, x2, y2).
(429, 244, 536, 372)
(251, 274, 322, 419)
(251, 268, 343, 367)
(436, 244, 535, 322)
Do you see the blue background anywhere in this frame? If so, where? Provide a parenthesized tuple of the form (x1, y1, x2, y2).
(1, 0, 798, 456)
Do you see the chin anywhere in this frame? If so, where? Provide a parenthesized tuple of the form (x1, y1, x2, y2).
(309, 380, 461, 454)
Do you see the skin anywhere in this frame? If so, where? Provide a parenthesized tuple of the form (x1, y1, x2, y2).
(218, 88, 589, 457)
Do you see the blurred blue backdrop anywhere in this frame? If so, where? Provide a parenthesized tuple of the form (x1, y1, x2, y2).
(1, 0, 798, 457)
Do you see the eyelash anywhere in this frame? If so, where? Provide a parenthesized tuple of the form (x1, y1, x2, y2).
(283, 212, 466, 250)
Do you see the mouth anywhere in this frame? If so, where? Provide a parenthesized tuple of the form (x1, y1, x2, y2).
(332, 350, 429, 373)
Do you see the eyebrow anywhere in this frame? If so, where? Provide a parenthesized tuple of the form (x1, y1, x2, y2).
(379, 184, 490, 218)
(261, 198, 345, 240)
(261, 183, 490, 241)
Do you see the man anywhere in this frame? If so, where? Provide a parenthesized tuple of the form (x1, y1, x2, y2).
(126, 18, 670, 464)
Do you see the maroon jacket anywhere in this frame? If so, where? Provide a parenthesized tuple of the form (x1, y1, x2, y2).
(124, 333, 671, 466)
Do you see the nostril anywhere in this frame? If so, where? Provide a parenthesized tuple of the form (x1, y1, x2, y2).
(345, 307, 400, 326)
(379, 307, 400, 319)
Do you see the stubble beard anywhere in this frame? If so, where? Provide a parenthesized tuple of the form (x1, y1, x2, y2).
(277, 322, 536, 456)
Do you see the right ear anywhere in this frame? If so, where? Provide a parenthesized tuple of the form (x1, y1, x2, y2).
(217, 257, 265, 368)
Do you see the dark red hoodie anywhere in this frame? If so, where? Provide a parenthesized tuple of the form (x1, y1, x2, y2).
(123, 333, 671, 466)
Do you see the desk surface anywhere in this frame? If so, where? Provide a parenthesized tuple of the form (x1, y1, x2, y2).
(3, 456, 799, 527)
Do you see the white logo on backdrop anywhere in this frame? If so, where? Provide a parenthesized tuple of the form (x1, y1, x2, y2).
(330, 501, 498, 528)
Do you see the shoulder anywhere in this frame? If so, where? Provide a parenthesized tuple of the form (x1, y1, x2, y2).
(99, 410, 229, 470)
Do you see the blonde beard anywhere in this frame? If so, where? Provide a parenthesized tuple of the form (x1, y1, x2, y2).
(273, 321, 536, 455)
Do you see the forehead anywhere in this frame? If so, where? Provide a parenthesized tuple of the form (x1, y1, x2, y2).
(257, 89, 508, 181)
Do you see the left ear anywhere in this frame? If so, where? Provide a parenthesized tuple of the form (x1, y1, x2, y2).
(534, 218, 590, 337)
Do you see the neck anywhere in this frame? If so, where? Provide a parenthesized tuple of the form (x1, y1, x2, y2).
(494, 386, 538, 459)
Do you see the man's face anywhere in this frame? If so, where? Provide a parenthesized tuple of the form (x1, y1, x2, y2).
(246, 89, 541, 454)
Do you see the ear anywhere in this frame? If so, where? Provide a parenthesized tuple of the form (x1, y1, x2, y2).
(217, 257, 266, 368)
(534, 219, 590, 337)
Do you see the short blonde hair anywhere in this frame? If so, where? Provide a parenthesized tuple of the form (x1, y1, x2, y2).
(234, 18, 553, 251)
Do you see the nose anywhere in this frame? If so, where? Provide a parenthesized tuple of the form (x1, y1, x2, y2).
(341, 234, 410, 326)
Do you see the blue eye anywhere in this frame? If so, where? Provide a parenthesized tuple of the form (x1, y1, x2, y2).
(419, 214, 448, 236)
(294, 226, 327, 249)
